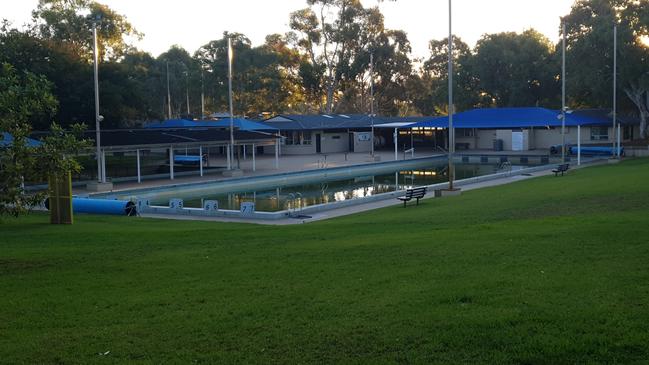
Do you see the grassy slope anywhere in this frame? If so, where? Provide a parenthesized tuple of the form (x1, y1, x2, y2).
(1, 159, 648, 364)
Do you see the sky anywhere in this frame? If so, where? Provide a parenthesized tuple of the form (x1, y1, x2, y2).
(2, 0, 576, 59)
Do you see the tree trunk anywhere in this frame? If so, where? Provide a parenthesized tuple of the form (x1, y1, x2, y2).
(644, 91, 649, 139)
(624, 84, 649, 139)
(325, 76, 334, 113)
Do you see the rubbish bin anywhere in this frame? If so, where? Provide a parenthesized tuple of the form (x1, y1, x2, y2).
(493, 139, 504, 151)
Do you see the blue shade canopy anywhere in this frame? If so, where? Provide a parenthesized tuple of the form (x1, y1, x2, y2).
(204, 118, 278, 131)
(409, 108, 614, 129)
(1, 132, 42, 147)
(144, 118, 277, 131)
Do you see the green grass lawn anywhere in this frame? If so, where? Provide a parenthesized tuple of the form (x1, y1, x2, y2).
(2, 159, 649, 364)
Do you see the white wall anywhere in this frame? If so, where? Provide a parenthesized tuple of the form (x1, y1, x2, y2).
(496, 130, 513, 150)
(475, 129, 496, 149)
(352, 132, 372, 153)
(321, 132, 349, 153)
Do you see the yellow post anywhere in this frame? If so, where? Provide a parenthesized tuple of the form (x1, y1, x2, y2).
(48, 171, 73, 224)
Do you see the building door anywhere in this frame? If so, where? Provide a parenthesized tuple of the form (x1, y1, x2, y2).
(349, 133, 355, 152)
(316, 133, 322, 153)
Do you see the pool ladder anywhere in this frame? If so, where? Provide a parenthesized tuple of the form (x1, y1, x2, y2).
(287, 192, 303, 217)
(498, 161, 512, 173)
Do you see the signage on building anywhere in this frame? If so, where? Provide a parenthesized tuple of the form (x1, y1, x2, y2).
(357, 132, 371, 141)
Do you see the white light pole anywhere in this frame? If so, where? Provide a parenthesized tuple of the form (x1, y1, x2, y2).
(227, 37, 235, 170)
(370, 52, 375, 157)
(92, 19, 103, 183)
(201, 66, 205, 118)
(185, 66, 190, 115)
(561, 20, 567, 163)
(166, 61, 172, 119)
(613, 24, 618, 158)
(447, 0, 455, 190)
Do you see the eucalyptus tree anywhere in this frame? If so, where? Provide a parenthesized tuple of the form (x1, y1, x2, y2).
(564, 0, 649, 137)
(471, 30, 559, 108)
(289, 0, 376, 113)
(32, 0, 141, 61)
(194, 32, 302, 118)
(415, 36, 482, 115)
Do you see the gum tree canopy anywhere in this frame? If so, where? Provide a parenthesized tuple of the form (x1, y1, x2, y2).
(564, 0, 649, 138)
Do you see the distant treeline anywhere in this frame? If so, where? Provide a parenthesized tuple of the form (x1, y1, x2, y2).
(1, 0, 647, 136)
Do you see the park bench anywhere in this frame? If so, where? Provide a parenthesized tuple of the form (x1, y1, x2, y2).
(552, 163, 570, 176)
(397, 187, 427, 207)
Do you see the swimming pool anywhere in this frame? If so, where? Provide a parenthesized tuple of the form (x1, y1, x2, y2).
(106, 156, 537, 213)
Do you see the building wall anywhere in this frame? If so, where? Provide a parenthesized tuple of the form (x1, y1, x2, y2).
(352, 132, 372, 153)
(321, 132, 349, 153)
(473, 129, 494, 149)
(495, 130, 513, 150)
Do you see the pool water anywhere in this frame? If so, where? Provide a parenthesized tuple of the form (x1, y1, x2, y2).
(148, 163, 526, 212)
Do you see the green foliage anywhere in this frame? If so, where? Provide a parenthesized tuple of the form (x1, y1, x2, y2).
(471, 30, 559, 107)
(290, 0, 413, 114)
(33, 0, 142, 61)
(2, 0, 648, 126)
(564, 0, 649, 137)
(0, 62, 88, 217)
(1, 159, 649, 362)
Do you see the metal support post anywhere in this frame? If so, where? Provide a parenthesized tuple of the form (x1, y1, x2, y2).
(136, 149, 141, 183)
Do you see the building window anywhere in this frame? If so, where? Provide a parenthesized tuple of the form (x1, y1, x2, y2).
(457, 128, 475, 137)
(301, 131, 312, 145)
(282, 131, 293, 145)
(590, 126, 609, 141)
(282, 131, 311, 145)
(623, 125, 634, 140)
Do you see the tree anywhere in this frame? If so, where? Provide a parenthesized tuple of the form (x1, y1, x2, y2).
(564, 0, 649, 138)
(194, 33, 304, 118)
(416, 36, 484, 115)
(33, 0, 141, 61)
(289, 0, 374, 113)
(470, 30, 560, 108)
(0, 62, 87, 217)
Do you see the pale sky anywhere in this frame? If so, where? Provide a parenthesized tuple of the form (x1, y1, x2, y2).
(2, 0, 575, 59)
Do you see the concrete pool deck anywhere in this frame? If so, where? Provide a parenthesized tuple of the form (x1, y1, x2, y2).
(140, 159, 606, 225)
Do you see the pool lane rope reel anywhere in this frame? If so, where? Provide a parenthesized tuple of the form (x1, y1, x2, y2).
(45, 197, 137, 216)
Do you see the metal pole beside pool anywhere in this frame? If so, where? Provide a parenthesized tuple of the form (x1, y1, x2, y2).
(169, 147, 174, 180)
(136, 149, 141, 183)
(577, 125, 581, 166)
(199, 146, 203, 177)
(394, 128, 398, 161)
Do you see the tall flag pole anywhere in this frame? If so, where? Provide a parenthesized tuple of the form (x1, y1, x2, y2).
(447, 0, 455, 190)
(166, 61, 172, 120)
(613, 24, 618, 157)
(370, 52, 375, 157)
(228, 37, 235, 170)
(92, 21, 102, 183)
(561, 20, 567, 163)
(201, 67, 205, 118)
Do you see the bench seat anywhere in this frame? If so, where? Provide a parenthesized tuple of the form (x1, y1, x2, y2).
(397, 187, 427, 207)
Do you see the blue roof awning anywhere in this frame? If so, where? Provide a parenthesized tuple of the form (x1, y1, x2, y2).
(409, 108, 613, 129)
(145, 118, 277, 131)
(1, 132, 42, 148)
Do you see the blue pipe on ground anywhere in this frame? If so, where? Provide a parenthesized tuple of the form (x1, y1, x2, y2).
(45, 198, 137, 216)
